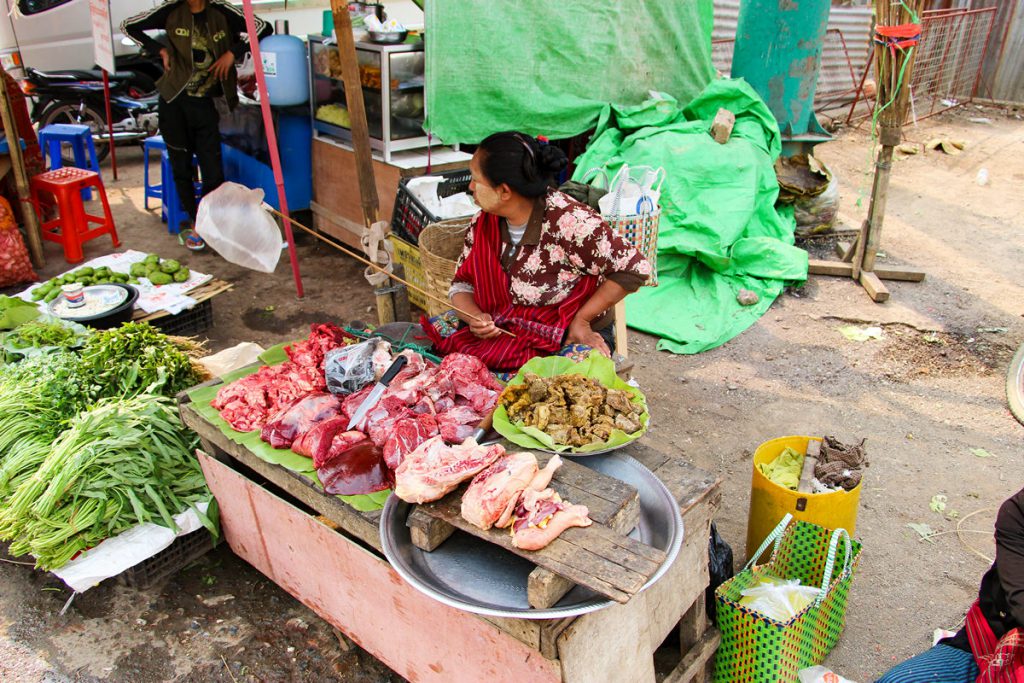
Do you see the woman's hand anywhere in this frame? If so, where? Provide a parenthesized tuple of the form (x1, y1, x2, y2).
(159, 48, 170, 72)
(211, 52, 236, 81)
(567, 317, 610, 357)
(469, 313, 501, 339)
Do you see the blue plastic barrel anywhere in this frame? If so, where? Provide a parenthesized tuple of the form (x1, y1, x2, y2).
(260, 34, 310, 106)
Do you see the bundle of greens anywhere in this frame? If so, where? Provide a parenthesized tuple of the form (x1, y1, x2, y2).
(80, 321, 204, 399)
(1, 318, 92, 364)
(0, 394, 210, 570)
(0, 351, 94, 502)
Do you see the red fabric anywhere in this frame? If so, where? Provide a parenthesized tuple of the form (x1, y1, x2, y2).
(422, 211, 599, 371)
(967, 601, 1024, 683)
(874, 22, 921, 51)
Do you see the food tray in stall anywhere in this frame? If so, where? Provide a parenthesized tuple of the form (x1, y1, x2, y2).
(380, 451, 683, 619)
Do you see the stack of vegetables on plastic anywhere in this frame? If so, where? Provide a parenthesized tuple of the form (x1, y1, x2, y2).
(0, 319, 215, 571)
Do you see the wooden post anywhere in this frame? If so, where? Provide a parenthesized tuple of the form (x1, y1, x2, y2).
(614, 300, 628, 359)
(330, 0, 379, 228)
(860, 141, 894, 273)
(0, 64, 44, 267)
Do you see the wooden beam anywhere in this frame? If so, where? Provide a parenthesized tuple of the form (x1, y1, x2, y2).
(0, 63, 44, 267)
(859, 270, 890, 302)
(330, 1, 379, 228)
(808, 259, 925, 282)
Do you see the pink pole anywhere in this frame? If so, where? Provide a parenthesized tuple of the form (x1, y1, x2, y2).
(241, 0, 304, 298)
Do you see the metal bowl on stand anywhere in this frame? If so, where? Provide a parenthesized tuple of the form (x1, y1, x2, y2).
(367, 29, 408, 44)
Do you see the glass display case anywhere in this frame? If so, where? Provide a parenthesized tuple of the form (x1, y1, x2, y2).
(309, 34, 427, 162)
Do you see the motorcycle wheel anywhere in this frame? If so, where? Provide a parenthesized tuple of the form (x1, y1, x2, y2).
(1008, 340, 1024, 426)
(37, 102, 111, 164)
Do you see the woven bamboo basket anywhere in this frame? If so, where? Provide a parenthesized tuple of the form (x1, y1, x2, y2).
(418, 217, 473, 317)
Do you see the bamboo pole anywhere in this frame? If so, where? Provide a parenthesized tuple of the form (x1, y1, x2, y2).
(0, 63, 44, 267)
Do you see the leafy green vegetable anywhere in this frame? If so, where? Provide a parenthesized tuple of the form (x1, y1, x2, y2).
(0, 394, 210, 570)
(0, 318, 92, 364)
(80, 321, 202, 398)
(0, 296, 40, 330)
(493, 352, 650, 453)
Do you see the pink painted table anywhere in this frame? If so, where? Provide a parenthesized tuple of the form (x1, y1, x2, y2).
(180, 395, 721, 683)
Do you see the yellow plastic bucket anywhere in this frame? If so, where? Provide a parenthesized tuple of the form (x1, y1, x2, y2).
(745, 435, 862, 559)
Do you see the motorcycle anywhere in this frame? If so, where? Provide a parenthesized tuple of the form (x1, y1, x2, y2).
(23, 67, 160, 163)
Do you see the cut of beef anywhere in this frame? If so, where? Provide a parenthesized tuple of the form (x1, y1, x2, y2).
(285, 323, 354, 371)
(382, 413, 439, 469)
(394, 436, 505, 504)
(428, 354, 503, 413)
(316, 436, 393, 495)
(260, 392, 342, 449)
(435, 405, 484, 443)
(212, 361, 322, 433)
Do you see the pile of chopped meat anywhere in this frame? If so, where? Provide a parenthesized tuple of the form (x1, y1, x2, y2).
(211, 336, 504, 497)
(461, 452, 592, 550)
(393, 436, 505, 504)
(500, 373, 645, 447)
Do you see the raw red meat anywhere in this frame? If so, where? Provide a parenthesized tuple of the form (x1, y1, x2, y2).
(428, 354, 503, 413)
(510, 488, 592, 550)
(435, 405, 484, 443)
(317, 437, 393, 495)
(285, 323, 355, 371)
(292, 415, 345, 458)
(382, 413, 439, 469)
(309, 423, 365, 469)
(260, 392, 342, 449)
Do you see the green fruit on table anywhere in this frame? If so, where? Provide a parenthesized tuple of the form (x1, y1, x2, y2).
(128, 278, 140, 285)
(148, 272, 173, 285)
(44, 289, 60, 303)
(129, 263, 148, 277)
(77, 267, 95, 277)
(144, 253, 160, 265)
(173, 268, 190, 283)
(160, 259, 181, 274)
(30, 286, 47, 300)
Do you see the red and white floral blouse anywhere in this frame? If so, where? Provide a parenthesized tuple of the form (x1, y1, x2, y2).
(449, 189, 651, 321)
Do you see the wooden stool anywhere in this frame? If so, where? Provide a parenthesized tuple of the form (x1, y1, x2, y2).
(31, 167, 119, 264)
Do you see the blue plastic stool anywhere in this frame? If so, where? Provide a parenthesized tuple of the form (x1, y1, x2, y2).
(143, 136, 166, 210)
(160, 150, 202, 234)
(38, 124, 100, 200)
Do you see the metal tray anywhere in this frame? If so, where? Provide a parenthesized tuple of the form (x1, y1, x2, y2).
(379, 452, 683, 619)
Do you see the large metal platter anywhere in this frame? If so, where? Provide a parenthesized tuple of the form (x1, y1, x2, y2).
(379, 452, 683, 619)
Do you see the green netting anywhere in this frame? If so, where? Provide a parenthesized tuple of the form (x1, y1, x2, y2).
(712, 520, 862, 682)
(571, 79, 809, 354)
(424, 0, 715, 143)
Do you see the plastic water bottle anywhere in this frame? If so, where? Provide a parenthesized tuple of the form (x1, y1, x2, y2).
(976, 168, 989, 186)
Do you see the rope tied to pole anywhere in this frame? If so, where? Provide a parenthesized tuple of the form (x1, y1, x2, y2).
(873, 23, 922, 55)
(360, 220, 394, 288)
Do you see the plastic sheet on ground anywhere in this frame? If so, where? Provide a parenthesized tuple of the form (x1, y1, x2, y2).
(52, 502, 212, 593)
(572, 79, 808, 354)
(424, 0, 715, 143)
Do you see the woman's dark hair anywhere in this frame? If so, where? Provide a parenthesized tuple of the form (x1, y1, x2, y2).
(477, 131, 568, 198)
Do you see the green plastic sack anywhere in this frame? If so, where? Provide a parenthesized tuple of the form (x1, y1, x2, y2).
(493, 352, 649, 453)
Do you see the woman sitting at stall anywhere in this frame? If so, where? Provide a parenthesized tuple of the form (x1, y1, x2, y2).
(422, 132, 652, 373)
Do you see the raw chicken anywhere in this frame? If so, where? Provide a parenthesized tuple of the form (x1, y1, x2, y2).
(260, 392, 342, 449)
(394, 436, 505, 504)
(460, 454, 562, 531)
(510, 488, 592, 550)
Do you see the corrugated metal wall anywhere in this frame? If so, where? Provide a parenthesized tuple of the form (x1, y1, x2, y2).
(712, 1, 873, 107)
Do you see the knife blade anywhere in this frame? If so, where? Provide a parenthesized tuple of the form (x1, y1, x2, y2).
(346, 355, 408, 430)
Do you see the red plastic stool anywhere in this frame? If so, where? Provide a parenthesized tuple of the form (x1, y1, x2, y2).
(31, 167, 120, 263)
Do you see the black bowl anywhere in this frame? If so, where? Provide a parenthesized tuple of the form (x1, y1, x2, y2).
(54, 283, 139, 329)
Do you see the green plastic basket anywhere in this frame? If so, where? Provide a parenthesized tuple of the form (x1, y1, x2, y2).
(712, 515, 862, 683)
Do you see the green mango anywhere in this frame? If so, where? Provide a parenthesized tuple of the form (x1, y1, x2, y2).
(173, 267, 190, 283)
(129, 263, 148, 277)
(30, 286, 48, 301)
(148, 271, 173, 285)
(44, 289, 60, 303)
(144, 253, 161, 265)
(160, 259, 181, 274)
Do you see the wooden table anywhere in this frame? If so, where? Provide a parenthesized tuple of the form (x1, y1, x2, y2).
(180, 395, 721, 683)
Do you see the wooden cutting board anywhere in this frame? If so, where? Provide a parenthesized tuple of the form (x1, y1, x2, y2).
(408, 454, 664, 605)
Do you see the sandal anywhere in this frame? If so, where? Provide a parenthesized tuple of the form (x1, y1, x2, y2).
(179, 229, 205, 251)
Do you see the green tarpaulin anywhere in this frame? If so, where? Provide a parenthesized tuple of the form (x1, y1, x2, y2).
(572, 79, 808, 354)
(424, 0, 715, 143)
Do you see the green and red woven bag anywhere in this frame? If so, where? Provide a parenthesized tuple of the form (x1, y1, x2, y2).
(712, 515, 862, 683)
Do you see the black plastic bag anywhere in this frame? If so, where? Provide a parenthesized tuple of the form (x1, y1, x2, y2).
(706, 522, 734, 622)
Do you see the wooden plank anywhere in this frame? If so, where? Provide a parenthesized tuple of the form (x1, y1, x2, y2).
(808, 258, 854, 277)
(664, 629, 721, 683)
(199, 454, 561, 683)
(180, 403, 383, 551)
(407, 507, 455, 551)
(835, 241, 853, 260)
(614, 299, 629, 358)
(311, 200, 366, 252)
(418, 489, 658, 603)
(312, 138, 401, 230)
(859, 270, 890, 302)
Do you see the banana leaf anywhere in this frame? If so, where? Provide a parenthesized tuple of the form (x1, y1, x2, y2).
(493, 352, 649, 453)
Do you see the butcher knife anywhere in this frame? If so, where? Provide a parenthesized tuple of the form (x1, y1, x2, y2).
(346, 355, 408, 430)
(472, 409, 496, 443)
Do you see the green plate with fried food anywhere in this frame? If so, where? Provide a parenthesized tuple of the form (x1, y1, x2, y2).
(493, 351, 649, 454)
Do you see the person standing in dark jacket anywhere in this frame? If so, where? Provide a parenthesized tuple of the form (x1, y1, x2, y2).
(876, 487, 1024, 682)
(122, 0, 270, 249)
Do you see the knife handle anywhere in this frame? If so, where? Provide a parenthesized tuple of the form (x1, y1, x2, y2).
(472, 411, 494, 443)
(380, 355, 408, 386)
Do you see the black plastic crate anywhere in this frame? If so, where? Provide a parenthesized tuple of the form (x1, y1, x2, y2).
(390, 169, 472, 244)
(119, 529, 216, 590)
(149, 298, 214, 337)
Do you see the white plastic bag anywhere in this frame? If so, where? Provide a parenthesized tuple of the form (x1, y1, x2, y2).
(195, 182, 283, 273)
(738, 576, 820, 622)
(597, 164, 664, 217)
(798, 665, 856, 683)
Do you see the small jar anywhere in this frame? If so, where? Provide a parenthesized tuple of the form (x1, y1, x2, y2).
(62, 283, 85, 308)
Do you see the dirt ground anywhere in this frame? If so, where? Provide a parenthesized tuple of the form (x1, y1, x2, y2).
(1, 104, 1022, 683)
